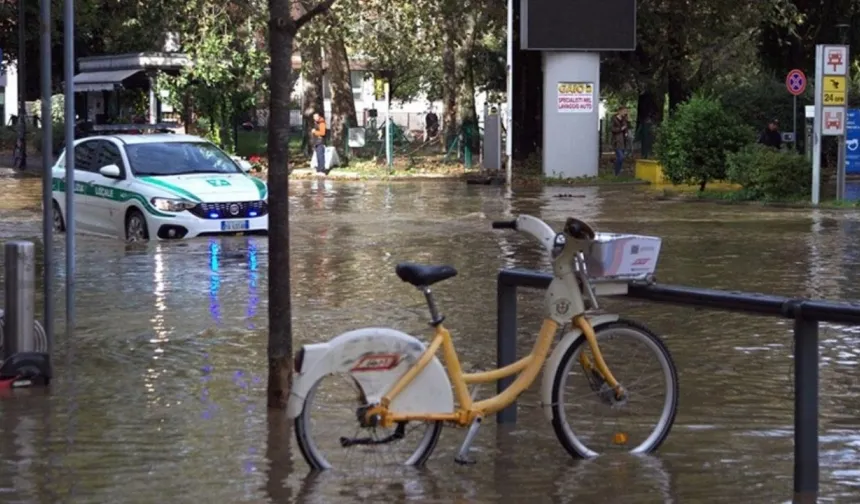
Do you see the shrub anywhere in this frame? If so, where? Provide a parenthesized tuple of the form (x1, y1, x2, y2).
(655, 95, 753, 190)
(726, 143, 811, 200)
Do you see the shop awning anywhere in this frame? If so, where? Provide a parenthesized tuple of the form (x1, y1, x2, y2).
(73, 69, 142, 92)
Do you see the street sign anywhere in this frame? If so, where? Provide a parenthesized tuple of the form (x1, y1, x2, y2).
(813, 44, 851, 204)
(846, 109, 860, 174)
(823, 106, 846, 135)
(824, 46, 849, 75)
(823, 75, 847, 105)
(786, 69, 807, 95)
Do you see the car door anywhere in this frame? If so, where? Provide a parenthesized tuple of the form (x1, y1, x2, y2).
(68, 139, 102, 234)
(88, 139, 133, 236)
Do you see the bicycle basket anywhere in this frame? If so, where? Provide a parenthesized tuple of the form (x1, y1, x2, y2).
(582, 233, 662, 281)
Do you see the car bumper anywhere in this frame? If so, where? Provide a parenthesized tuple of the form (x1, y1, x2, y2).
(148, 212, 269, 240)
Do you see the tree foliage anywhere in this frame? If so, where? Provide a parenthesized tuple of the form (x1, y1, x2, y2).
(655, 95, 753, 190)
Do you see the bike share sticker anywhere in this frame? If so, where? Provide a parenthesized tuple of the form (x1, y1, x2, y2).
(351, 354, 401, 372)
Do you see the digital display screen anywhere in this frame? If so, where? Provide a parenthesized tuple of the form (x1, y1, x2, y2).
(521, 0, 637, 51)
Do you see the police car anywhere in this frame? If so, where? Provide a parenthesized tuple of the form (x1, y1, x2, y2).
(51, 133, 268, 241)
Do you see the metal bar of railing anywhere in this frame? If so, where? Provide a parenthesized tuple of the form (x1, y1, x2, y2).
(494, 267, 851, 503)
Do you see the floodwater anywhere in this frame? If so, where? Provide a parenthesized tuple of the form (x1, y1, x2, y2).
(0, 175, 859, 503)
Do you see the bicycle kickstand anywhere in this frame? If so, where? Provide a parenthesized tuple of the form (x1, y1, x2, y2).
(454, 416, 482, 465)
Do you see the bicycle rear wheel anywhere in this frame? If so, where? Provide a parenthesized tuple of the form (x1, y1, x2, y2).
(295, 372, 443, 472)
(550, 319, 678, 458)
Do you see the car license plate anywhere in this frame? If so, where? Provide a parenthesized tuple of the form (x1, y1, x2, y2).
(221, 220, 249, 231)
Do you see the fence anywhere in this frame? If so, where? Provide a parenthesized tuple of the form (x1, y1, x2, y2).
(494, 268, 860, 503)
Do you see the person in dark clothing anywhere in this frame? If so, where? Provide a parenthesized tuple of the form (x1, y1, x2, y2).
(311, 112, 327, 174)
(610, 106, 629, 176)
(424, 107, 439, 141)
(758, 119, 782, 149)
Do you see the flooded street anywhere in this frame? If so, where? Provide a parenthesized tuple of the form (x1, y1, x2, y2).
(0, 176, 860, 503)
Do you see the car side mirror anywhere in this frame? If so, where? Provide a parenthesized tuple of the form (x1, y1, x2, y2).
(99, 164, 122, 178)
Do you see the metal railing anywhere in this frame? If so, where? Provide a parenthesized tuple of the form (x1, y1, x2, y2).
(494, 268, 860, 504)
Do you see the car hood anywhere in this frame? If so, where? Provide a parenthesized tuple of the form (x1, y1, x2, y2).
(137, 173, 267, 203)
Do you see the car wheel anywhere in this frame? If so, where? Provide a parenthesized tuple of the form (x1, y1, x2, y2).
(125, 209, 149, 242)
(52, 201, 65, 232)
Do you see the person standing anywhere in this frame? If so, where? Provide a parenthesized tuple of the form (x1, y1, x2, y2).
(757, 119, 782, 149)
(610, 106, 629, 176)
(311, 112, 327, 174)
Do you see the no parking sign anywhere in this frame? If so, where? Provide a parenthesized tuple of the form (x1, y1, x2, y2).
(786, 69, 807, 96)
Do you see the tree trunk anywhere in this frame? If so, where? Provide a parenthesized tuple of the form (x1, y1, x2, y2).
(267, 0, 296, 410)
(455, 11, 486, 157)
(327, 33, 357, 158)
(511, 0, 542, 161)
(441, 9, 458, 151)
(300, 38, 324, 155)
(666, 8, 690, 114)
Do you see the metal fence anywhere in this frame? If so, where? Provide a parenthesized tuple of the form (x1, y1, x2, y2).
(494, 268, 860, 503)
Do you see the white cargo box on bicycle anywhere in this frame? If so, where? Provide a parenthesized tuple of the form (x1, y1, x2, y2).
(287, 214, 678, 471)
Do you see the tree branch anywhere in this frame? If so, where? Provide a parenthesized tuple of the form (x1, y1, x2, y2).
(294, 0, 338, 30)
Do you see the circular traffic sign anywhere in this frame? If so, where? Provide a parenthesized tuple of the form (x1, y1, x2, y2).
(786, 69, 807, 96)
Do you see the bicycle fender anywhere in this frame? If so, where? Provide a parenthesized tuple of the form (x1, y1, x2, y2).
(540, 314, 620, 422)
(286, 327, 455, 419)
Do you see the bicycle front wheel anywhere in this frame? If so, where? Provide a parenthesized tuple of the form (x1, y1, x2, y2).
(550, 319, 678, 458)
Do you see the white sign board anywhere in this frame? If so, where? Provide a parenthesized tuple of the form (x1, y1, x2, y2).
(823, 46, 849, 75)
(557, 82, 594, 113)
(822, 107, 846, 135)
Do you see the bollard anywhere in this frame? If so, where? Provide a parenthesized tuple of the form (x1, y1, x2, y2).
(496, 277, 518, 424)
(4, 241, 36, 360)
(793, 317, 819, 504)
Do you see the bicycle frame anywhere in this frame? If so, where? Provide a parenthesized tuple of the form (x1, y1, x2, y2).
(370, 312, 621, 428)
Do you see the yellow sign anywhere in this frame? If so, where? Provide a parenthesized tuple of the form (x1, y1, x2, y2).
(557, 82, 593, 94)
(824, 76, 846, 92)
(823, 76, 846, 105)
(824, 92, 846, 105)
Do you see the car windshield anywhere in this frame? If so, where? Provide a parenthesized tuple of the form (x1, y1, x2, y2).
(125, 141, 242, 176)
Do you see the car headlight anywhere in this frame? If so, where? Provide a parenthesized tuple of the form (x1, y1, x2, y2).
(151, 197, 196, 212)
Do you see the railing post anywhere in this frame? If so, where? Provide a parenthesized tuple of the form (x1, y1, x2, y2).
(793, 316, 818, 504)
(496, 274, 518, 424)
(4, 241, 36, 360)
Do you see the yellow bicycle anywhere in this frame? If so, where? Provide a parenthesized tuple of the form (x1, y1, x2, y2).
(287, 214, 679, 470)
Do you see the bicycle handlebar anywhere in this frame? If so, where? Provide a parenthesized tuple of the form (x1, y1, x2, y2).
(491, 220, 518, 230)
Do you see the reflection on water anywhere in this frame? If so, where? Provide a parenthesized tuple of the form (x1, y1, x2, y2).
(0, 180, 857, 502)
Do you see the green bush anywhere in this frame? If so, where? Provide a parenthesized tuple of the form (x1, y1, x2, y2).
(726, 143, 810, 200)
(655, 95, 753, 190)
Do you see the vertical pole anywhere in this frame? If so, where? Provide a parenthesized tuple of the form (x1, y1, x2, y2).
(812, 45, 823, 205)
(148, 74, 157, 124)
(838, 137, 846, 200)
(504, 0, 514, 186)
(63, 0, 76, 344)
(17, 0, 27, 170)
(496, 275, 518, 424)
(385, 81, 392, 169)
(40, 0, 54, 360)
(4, 242, 36, 359)
(793, 316, 819, 504)
(793, 95, 798, 153)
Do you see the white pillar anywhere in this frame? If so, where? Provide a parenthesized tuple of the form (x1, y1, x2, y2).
(542, 52, 600, 178)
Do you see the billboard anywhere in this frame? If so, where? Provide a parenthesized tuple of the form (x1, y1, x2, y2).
(520, 0, 637, 51)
